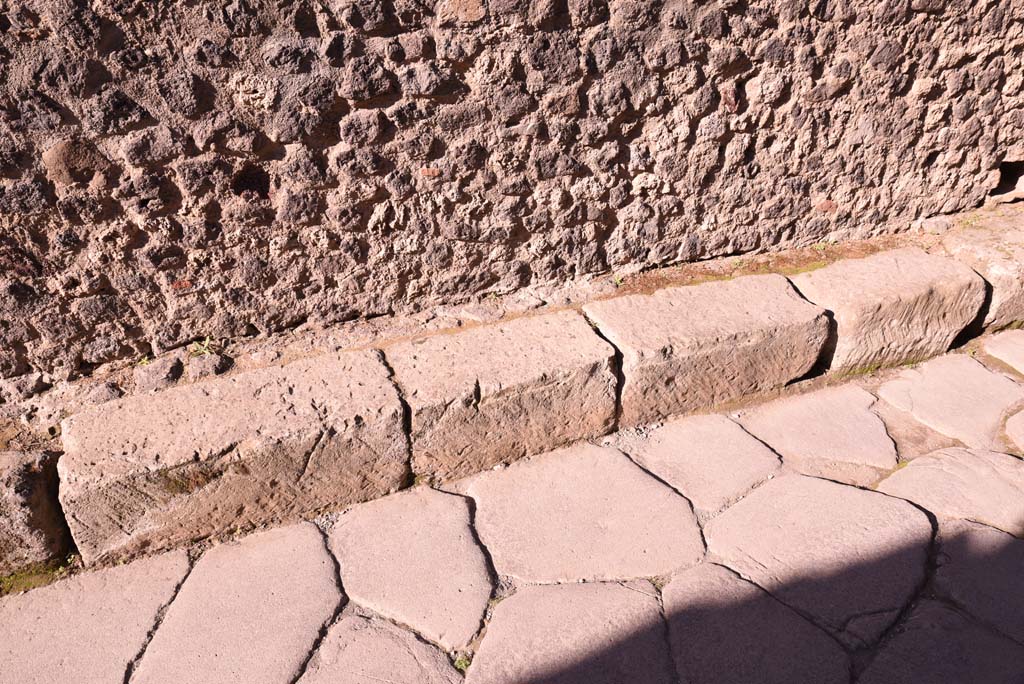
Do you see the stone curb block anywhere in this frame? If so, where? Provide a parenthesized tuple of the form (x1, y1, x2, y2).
(790, 247, 986, 374)
(385, 309, 617, 481)
(940, 216, 1024, 329)
(58, 350, 407, 565)
(582, 274, 829, 427)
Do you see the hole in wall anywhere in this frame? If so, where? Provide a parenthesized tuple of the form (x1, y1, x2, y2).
(990, 161, 1024, 196)
(230, 164, 270, 199)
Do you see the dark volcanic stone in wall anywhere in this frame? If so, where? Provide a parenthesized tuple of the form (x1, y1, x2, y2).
(0, 0, 1021, 379)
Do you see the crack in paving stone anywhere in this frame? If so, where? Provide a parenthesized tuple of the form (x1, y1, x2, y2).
(287, 524, 351, 684)
(447, 489, 506, 647)
(122, 550, 201, 684)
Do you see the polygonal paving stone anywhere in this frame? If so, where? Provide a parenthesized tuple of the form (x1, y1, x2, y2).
(734, 385, 897, 486)
(582, 274, 829, 426)
(858, 601, 1024, 684)
(0, 551, 189, 684)
(935, 520, 1024, 644)
(877, 355, 1024, 449)
(329, 487, 492, 650)
(876, 448, 1024, 537)
(662, 564, 849, 684)
(386, 309, 617, 480)
(1006, 410, 1024, 453)
(705, 475, 932, 648)
(983, 329, 1024, 375)
(298, 614, 460, 684)
(870, 397, 960, 461)
(618, 414, 780, 516)
(131, 523, 340, 684)
(466, 444, 703, 583)
(790, 247, 986, 373)
(466, 582, 675, 684)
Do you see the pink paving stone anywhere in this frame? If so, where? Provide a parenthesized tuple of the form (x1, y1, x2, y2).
(582, 274, 828, 427)
(662, 564, 849, 684)
(466, 443, 703, 583)
(616, 414, 780, 516)
(789, 247, 986, 373)
(705, 475, 932, 648)
(858, 601, 1024, 684)
(329, 487, 492, 650)
(983, 329, 1024, 374)
(131, 523, 340, 684)
(876, 447, 1024, 537)
(298, 614, 460, 684)
(734, 385, 897, 486)
(1006, 410, 1024, 453)
(466, 582, 675, 684)
(876, 354, 1024, 449)
(935, 520, 1024, 644)
(385, 309, 617, 481)
(870, 397, 960, 461)
(0, 551, 189, 684)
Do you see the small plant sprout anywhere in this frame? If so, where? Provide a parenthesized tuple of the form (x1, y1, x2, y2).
(189, 335, 221, 357)
(137, 355, 151, 366)
(453, 654, 472, 672)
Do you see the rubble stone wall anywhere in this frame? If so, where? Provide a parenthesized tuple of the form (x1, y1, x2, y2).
(0, 0, 1021, 379)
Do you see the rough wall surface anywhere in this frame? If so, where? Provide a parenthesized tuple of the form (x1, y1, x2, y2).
(0, 0, 1021, 379)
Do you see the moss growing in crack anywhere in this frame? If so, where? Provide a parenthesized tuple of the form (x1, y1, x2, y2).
(453, 654, 472, 673)
(0, 554, 79, 596)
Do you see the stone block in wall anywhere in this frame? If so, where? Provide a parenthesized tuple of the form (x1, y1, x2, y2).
(582, 274, 829, 427)
(1, 451, 69, 576)
(939, 215, 1024, 330)
(385, 310, 617, 481)
(58, 351, 407, 565)
(790, 248, 986, 374)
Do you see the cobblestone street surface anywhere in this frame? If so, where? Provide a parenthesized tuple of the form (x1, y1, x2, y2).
(5, 330, 1024, 683)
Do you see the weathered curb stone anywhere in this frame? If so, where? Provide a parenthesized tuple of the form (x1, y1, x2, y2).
(941, 219, 1024, 329)
(982, 329, 1024, 374)
(0, 551, 189, 684)
(0, 451, 68, 576)
(876, 355, 1024, 449)
(386, 310, 617, 481)
(298, 615, 460, 684)
(876, 448, 1024, 536)
(59, 350, 407, 565)
(466, 444, 703, 583)
(935, 520, 1024, 644)
(617, 414, 780, 516)
(662, 564, 849, 684)
(705, 475, 932, 648)
(790, 248, 986, 373)
(329, 487, 492, 650)
(583, 274, 828, 427)
(466, 582, 675, 684)
(132, 523, 340, 684)
(734, 385, 897, 486)
(858, 601, 1024, 684)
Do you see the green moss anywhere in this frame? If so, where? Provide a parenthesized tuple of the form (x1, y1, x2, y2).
(0, 555, 78, 597)
(453, 654, 472, 673)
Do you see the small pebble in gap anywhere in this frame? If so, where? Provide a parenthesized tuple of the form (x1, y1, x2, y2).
(133, 356, 184, 393)
(187, 353, 233, 381)
(86, 381, 123, 405)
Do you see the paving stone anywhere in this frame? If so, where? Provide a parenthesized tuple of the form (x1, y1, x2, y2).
(790, 248, 986, 373)
(858, 601, 1024, 684)
(132, 523, 340, 684)
(386, 310, 617, 481)
(705, 475, 932, 648)
(876, 448, 1024, 536)
(935, 520, 1024, 644)
(734, 385, 897, 486)
(617, 414, 780, 516)
(0, 451, 69, 575)
(329, 487, 492, 650)
(466, 444, 703, 583)
(582, 274, 828, 427)
(876, 354, 1024, 449)
(870, 397, 960, 461)
(466, 582, 675, 684)
(1005, 410, 1024, 452)
(983, 329, 1024, 374)
(298, 614, 460, 684)
(941, 216, 1024, 329)
(662, 564, 849, 684)
(59, 350, 407, 564)
(0, 551, 189, 684)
